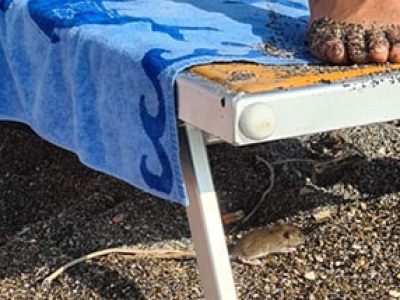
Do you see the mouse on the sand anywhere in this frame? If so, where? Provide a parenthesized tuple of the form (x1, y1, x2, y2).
(229, 224, 306, 265)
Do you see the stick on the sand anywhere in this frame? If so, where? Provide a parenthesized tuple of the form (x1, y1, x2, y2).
(42, 248, 195, 287)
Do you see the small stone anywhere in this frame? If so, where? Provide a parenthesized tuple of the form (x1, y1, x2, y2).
(342, 282, 351, 291)
(299, 186, 314, 196)
(372, 244, 381, 252)
(369, 271, 378, 278)
(312, 206, 332, 223)
(360, 202, 367, 211)
(377, 146, 387, 155)
(304, 271, 317, 281)
(221, 210, 244, 225)
(314, 254, 324, 263)
(396, 273, 400, 281)
(389, 290, 400, 298)
(343, 190, 351, 200)
(347, 208, 356, 217)
(251, 294, 260, 298)
(112, 213, 124, 224)
(270, 275, 279, 284)
(356, 259, 366, 268)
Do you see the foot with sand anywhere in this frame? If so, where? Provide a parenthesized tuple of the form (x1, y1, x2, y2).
(308, 0, 400, 64)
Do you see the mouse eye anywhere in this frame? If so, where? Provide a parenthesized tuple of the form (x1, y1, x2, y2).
(283, 231, 290, 239)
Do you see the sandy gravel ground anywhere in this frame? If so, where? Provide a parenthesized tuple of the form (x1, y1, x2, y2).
(0, 120, 399, 300)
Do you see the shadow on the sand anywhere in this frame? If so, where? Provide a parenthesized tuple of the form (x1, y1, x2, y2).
(207, 137, 400, 230)
(0, 122, 188, 299)
(1, 121, 400, 298)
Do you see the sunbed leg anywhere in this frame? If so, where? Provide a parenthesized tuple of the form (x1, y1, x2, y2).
(180, 124, 238, 300)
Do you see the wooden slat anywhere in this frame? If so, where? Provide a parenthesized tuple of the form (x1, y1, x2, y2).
(190, 63, 400, 93)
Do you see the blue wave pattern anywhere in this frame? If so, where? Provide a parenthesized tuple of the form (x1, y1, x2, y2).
(139, 50, 173, 195)
(27, 0, 219, 42)
(139, 48, 230, 194)
(0, 0, 14, 12)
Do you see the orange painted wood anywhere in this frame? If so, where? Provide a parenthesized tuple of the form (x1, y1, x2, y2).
(190, 63, 400, 93)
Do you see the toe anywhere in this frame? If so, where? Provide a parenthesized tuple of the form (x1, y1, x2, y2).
(309, 38, 347, 64)
(347, 47, 369, 64)
(387, 26, 400, 63)
(308, 18, 347, 64)
(389, 45, 400, 63)
(324, 39, 348, 65)
(367, 29, 390, 63)
(346, 28, 369, 64)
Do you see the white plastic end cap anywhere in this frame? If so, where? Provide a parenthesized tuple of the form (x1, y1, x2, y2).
(239, 103, 276, 140)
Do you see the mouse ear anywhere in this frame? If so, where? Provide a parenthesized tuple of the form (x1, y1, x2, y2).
(283, 231, 290, 239)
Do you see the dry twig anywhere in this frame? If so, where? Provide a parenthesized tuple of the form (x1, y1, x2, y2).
(42, 248, 194, 287)
(229, 155, 275, 233)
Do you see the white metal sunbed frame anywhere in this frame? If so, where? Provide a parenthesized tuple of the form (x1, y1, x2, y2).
(176, 68, 400, 300)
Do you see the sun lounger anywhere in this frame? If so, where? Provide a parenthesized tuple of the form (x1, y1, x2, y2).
(177, 63, 400, 299)
(2, 0, 400, 298)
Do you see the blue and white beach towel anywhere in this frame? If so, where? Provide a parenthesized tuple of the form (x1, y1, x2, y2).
(0, 0, 312, 205)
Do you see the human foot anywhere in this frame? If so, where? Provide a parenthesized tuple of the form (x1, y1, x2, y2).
(308, 0, 400, 64)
